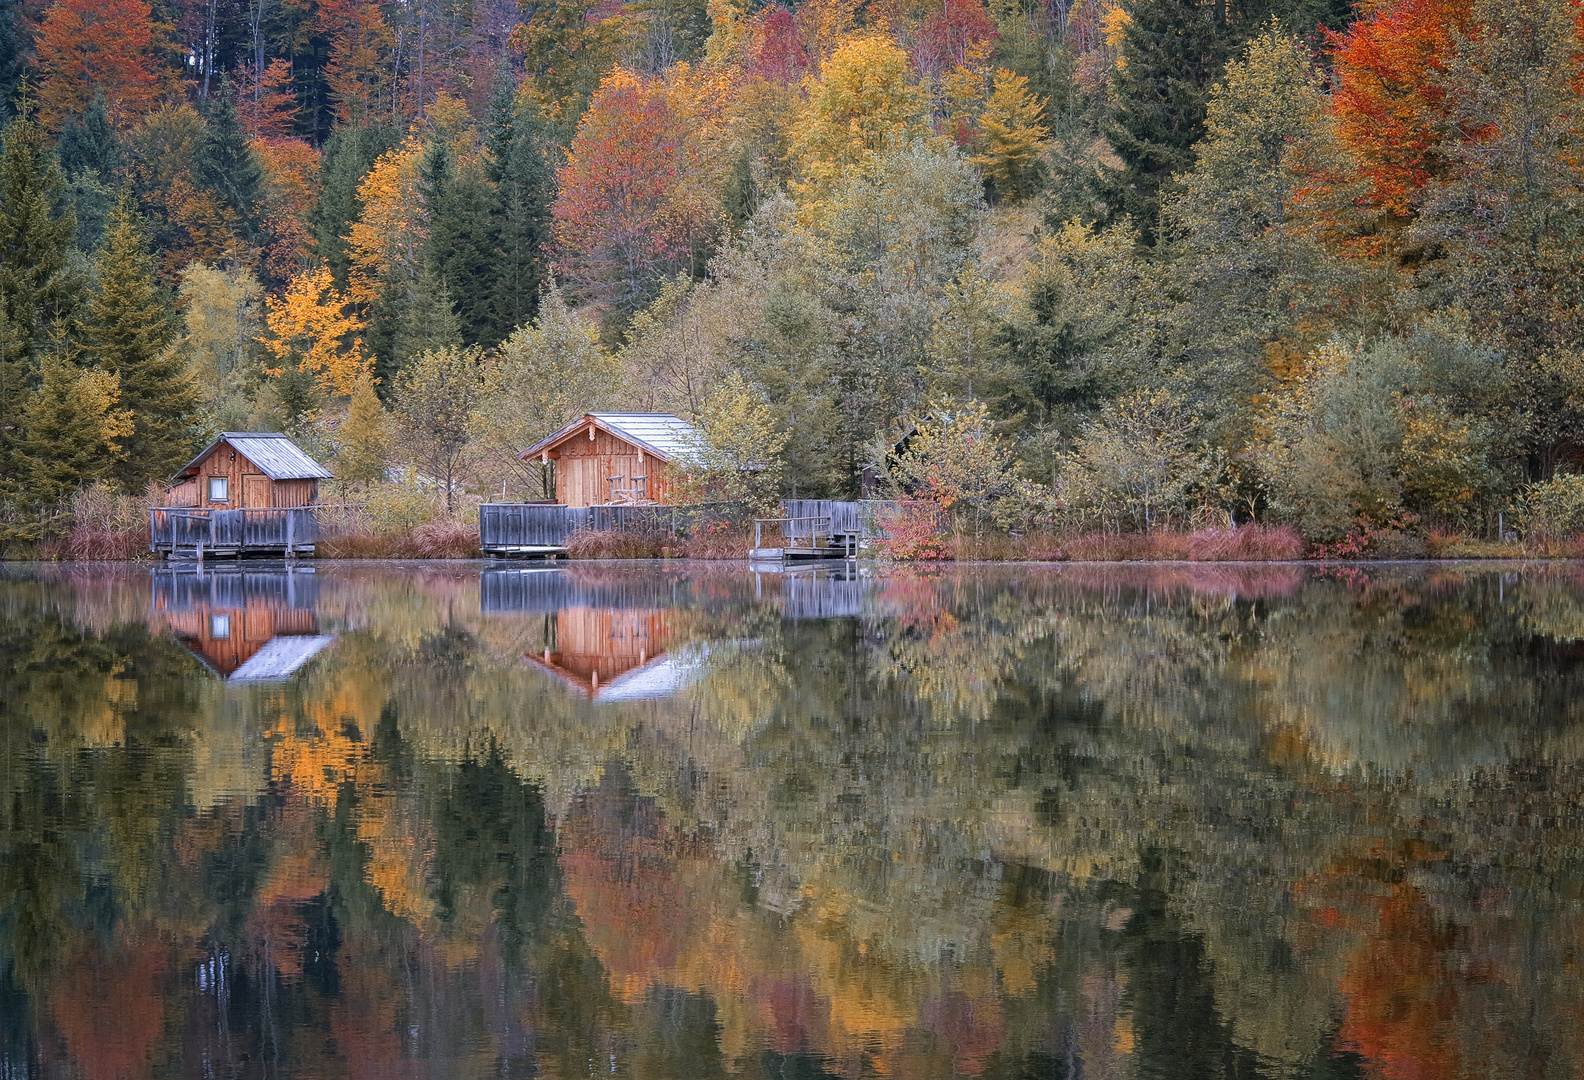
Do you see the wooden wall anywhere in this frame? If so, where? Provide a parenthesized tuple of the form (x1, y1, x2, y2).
(548, 427, 676, 507)
(164, 602, 317, 676)
(531, 607, 672, 695)
(164, 443, 320, 508)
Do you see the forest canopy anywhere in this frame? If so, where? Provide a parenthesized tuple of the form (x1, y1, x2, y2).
(1, 0, 1581, 544)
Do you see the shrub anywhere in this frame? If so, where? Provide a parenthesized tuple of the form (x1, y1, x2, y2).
(1515, 474, 1584, 543)
(1184, 524, 1305, 561)
(874, 500, 952, 561)
(365, 470, 442, 532)
(565, 528, 668, 559)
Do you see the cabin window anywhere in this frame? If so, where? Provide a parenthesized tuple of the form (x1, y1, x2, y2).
(208, 477, 229, 503)
(210, 613, 230, 639)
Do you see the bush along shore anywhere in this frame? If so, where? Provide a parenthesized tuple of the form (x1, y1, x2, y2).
(10, 484, 1559, 563)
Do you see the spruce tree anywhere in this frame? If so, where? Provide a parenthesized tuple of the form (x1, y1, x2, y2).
(484, 80, 552, 338)
(198, 80, 265, 243)
(395, 268, 463, 369)
(82, 196, 200, 487)
(426, 153, 499, 347)
(59, 90, 120, 180)
(0, 98, 81, 364)
(1097, 0, 1233, 243)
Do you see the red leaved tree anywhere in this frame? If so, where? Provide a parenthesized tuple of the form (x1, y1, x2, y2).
(747, 8, 809, 84)
(1328, 0, 1472, 218)
(238, 57, 301, 138)
(551, 69, 715, 320)
(319, 0, 396, 126)
(911, 0, 999, 79)
(33, 0, 162, 129)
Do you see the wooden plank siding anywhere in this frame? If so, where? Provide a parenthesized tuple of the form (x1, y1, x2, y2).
(546, 427, 678, 507)
(165, 443, 321, 509)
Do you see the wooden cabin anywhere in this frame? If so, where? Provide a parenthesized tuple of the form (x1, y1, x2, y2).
(521, 413, 699, 508)
(152, 433, 333, 558)
(166, 432, 333, 509)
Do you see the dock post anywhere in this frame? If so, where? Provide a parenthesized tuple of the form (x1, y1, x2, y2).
(286, 510, 295, 560)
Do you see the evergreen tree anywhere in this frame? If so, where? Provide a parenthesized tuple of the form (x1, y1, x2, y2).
(1097, 0, 1233, 242)
(82, 196, 200, 487)
(0, 8, 26, 120)
(313, 124, 400, 287)
(198, 80, 266, 243)
(0, 100, 81, 364)
(422, 137, 499, 347)
(58, 91, 120, 180)
(15, 353, 130, 506)
(395, 268, 463, 369)
(484, 81, 553, 338)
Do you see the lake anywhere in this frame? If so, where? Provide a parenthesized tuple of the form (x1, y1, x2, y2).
(2, 559, 1582, 1079)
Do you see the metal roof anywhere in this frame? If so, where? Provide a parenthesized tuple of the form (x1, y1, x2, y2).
(229, 635, 336, 681)
(521, 413, 700, 463)
(174, 433, 334, 482)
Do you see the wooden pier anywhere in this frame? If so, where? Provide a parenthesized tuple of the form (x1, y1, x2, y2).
(150, 506, 320, 560)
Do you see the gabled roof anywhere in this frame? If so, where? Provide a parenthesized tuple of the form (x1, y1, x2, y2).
(173, 432, 334, 482)
(521, 413, 700, 463)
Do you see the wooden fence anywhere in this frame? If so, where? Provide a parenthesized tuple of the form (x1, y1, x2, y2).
(150, 507, 321, 556)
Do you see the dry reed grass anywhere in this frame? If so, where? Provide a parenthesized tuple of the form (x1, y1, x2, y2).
(565, 528, 668, 559)
(317, 516, 480, 559)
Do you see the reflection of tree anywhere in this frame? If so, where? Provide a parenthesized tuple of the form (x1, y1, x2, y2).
(6, 563, 1584, 1077)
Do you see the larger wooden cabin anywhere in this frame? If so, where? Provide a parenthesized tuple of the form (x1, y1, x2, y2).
(167, 432, 333, 509)
(521, 413, 699, 508)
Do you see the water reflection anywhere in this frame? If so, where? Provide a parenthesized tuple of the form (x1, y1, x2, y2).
(1, 561, 1583, 1078)
(151, 565, 334, 680)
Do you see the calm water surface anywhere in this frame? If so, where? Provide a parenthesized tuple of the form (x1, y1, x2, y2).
(3, 560, 1583, 1079)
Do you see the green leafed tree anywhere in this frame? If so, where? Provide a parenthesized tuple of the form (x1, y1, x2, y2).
(82, 195, 201, 487)
(337, 372, 390, 487)
(391, 344, 484, 514)
(471, 282, 621, 497)
(484, 79, 553, 340)
(676, 371, 788, 514)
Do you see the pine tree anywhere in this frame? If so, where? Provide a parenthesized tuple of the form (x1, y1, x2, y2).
(58, 90, 120, 179)
(337, 372, 389, 486)
(0, 98, 81, 365)
(484, 80, 553, 338)
(198, 80, 266, 244)
(1098, 0, 1234, 242)
(82, 196, 200, 486)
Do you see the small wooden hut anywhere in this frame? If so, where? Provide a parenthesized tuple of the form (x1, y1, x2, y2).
(152, 433, 334, 558)
(521, 413, 698, 507)
(166, 432, 333, 508)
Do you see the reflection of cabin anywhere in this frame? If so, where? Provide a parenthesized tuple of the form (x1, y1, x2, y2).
(153, 433, 333, 558)
(525, 607, 676, 699)
(521, 413, 699, 508)
(152, 568, 333, 680)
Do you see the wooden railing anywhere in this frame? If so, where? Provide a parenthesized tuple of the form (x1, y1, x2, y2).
(149, 507, 321, 554)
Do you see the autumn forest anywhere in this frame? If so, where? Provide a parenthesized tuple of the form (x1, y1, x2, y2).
(0, 0, 1581, 549)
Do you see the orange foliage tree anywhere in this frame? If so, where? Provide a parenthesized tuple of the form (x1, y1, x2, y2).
(33, 0, 162, 129)
(552, 69, 717, 318)
(319, 0, 396, 126)
(252, 136, 321, 282)
(1329, 0, 1473, 217)
(238, 57, 301, 138)
(263, 263, 371, 395)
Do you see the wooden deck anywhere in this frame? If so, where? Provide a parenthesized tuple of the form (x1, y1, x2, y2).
(150, 507, 320, 559)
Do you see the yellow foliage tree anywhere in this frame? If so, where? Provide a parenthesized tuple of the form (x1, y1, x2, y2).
(790, 36, 928, 195)
(346, 135, 426, 307)
(971, 69, 1049, 201)
(262, 264, 371, 395)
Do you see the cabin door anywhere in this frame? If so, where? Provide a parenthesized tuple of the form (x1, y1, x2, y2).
(243, 474, 271, 508)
